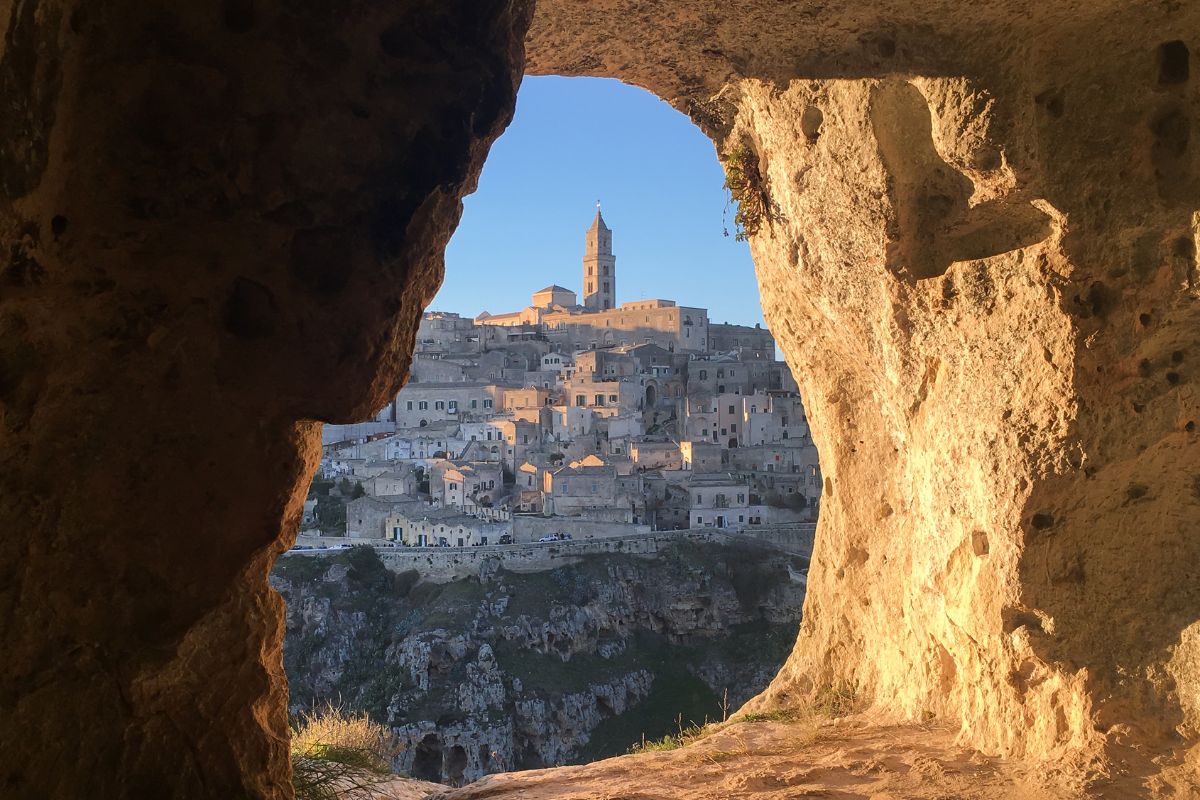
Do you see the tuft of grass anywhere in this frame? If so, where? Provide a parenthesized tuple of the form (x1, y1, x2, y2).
(811, 682, 858, 717)
(290, 703, 400, 800)
(627, 715, 713, 755)
(739, 707, 805, 724)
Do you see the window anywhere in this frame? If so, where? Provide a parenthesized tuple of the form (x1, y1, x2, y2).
(434, 401, 444, 410)
(595, 394, 604, 405)
(591, 482, 598, 494)
(730, 423, 737, 433)
(717, 369, 725, 379)
(695, 493, 702, 504)
(483, 399, 493, 409)
(728, 405, 735, 414)
(783, 431, 789, 439)
(471, 399, 478, 408)
(576, 394, 586, 406)
(609, 394, 618, 402)
(418, 401, 428, 410)
(699, 370, 707, 380)
(738, 493, 745, 504)
(406, 401, 413, 410)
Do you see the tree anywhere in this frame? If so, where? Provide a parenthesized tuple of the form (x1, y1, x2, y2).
(785, 492, 808, 511)
(315, 496, 346, 535)
(338, 477, 353, 496)
(351, 481, 366, 499)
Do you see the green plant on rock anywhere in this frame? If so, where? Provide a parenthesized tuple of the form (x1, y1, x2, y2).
(723, 142, 770, 241)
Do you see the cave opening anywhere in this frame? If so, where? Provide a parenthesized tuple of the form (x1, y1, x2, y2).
(410, 734, 444, 783)
(276, 72, 823, 786)
(10, 2, 1196, 797)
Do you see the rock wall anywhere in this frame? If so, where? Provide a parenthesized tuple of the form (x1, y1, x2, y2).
(271, 542, 806, 784)
(0, 2, 531, 797)
(526, 0, 1200, 785)
(284, 526, 814, 582)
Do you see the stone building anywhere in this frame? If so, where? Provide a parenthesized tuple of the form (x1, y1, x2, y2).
(582, 208, 616, 310)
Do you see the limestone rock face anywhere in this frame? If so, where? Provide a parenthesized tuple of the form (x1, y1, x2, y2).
(528, 0, 1200, 787)
(272, 544, 805, 784)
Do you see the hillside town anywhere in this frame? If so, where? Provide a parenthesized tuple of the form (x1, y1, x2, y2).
(307, 209, 821, 547)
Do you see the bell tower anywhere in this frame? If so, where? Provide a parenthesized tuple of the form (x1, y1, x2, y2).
(583, 204, 616, 311)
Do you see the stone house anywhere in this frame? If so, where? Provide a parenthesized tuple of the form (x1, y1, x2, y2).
(542, 462, 618, 516)
(629, 440, 682, 470)
(362, 466, 419, 498)
(437, 462, 503, 510)
(687, 474, 754, 528)
(680, 440, 724, 473)
(389, 506, 510, 547)
(346, 496, 425, 539)
(393, 382, 506, 428)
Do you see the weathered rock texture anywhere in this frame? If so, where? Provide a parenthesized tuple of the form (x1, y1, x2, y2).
(527, 0, 1200, 792)
(271, 542, 804, 784)
(3, 0, 1200, 797)
(0, 1, 530, 798)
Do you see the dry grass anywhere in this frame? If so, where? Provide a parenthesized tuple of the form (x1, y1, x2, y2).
(291, 703, 402, 800)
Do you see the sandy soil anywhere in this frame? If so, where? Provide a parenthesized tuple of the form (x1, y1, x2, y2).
(423, 715, 1080, 800)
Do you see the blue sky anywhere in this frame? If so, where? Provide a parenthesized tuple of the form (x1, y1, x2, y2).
(433, 76, 764, 328)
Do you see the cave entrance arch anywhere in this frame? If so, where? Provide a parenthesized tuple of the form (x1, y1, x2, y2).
(5, 2, 1200, 798)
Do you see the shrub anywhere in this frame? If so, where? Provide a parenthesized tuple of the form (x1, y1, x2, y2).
(723, 142, 770, 241)
(785, 492, 808, 511)
(315, 496, 346, 535)
(290, 704, 400, 800)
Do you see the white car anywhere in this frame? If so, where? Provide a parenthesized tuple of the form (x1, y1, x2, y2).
(538, 535, 558, 543)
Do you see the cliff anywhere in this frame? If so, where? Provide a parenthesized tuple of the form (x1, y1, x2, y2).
(271, 540, 806, 785)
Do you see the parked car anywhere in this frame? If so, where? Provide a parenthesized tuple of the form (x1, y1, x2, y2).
(538, 535, 557, 543)
(498, 534, 513, 545)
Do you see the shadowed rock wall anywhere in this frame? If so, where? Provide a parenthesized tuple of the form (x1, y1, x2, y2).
(0, 1, 530, 797)
(527, 0, 1200, 788)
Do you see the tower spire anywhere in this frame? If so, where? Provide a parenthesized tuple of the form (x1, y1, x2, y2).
(583, 205, 615, 311)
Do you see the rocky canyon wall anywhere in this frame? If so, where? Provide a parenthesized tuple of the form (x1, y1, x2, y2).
(272, 541, 805, 784)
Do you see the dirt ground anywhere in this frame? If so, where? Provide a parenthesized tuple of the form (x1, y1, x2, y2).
(422, 714, 1085, 800)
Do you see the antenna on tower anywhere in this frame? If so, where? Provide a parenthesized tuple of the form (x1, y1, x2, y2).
(596, 199, 601, 211)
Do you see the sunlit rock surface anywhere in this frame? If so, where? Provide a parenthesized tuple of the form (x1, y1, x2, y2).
(528, 0, 1200, 792)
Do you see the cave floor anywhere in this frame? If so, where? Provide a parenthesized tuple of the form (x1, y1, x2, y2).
(427, 715, 1083, 800)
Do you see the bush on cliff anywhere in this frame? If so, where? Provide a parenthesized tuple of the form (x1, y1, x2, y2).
(290, 703, 400, 800)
